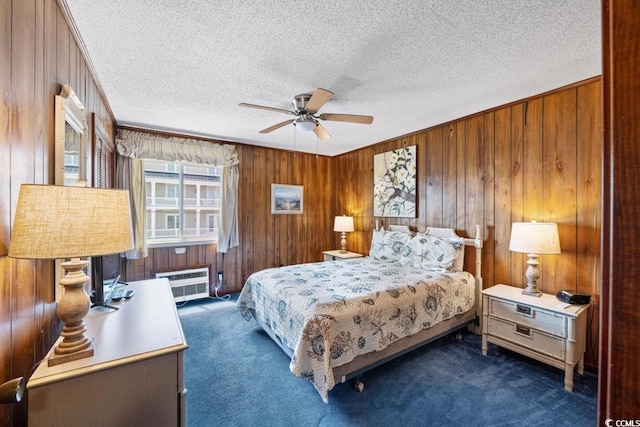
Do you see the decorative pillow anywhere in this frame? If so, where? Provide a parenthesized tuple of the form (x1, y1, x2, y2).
(443, 237, 465, 271)
(399, 234, 464, 271)
(369, 230, 412, 262)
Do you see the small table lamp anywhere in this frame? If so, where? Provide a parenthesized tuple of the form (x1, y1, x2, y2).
(509, 221, 561, 297)
(334, 215, 354, 253)
(9, 184, 133, 366)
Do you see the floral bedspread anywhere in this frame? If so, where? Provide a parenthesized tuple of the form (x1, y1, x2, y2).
(237, 257, 475, 402)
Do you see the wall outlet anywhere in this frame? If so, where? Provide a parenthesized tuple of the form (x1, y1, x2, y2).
(217, 271, 223, 284)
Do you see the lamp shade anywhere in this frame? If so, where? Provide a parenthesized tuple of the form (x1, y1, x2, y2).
(334, 215, 354, 233)
(509, 221, 561, 255)
(9, 184, 134, 259)
(295, 118, 316, 132)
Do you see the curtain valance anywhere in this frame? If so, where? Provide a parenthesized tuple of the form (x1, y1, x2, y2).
(116, 129, 238, 166)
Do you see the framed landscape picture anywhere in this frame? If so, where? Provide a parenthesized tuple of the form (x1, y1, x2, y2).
(373, 145, 417, 217)
(271, 184, 303, 214)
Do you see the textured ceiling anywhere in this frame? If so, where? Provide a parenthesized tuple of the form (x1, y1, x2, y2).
(63, 0, 601, 156)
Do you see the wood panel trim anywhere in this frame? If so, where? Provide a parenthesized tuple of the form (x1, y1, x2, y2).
(599, 0, 612, 421)
(599, 0, 640, 421)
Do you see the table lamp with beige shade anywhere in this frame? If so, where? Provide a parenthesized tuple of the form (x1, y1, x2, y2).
(333, 215, 354, 253)
(509, 220, 561, 297)
(8, 184, 133, 366)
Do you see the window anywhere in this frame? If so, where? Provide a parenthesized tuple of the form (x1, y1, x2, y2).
(144, 159, 222, 246)
(165, 213, 180, 237)
(166, 184, 178, 199)
(94, 125, 114, 189)
(206, 214, 217, 233)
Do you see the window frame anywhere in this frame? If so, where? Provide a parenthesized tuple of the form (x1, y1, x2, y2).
(144, 159, 221, 248)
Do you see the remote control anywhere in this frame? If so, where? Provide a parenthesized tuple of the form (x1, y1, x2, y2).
(123, 290, 135, 299)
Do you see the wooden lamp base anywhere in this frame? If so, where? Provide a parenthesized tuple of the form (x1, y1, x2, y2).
(48, 258, 94, 366)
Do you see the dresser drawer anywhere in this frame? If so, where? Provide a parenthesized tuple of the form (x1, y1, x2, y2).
(487, 316, 566, 360)
(488, 297, 567, 337)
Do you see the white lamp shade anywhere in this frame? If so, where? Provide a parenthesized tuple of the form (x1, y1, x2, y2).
(8, 184, 134, 259)
(333, 215, 354, 232)
(509, 221, 561, 255)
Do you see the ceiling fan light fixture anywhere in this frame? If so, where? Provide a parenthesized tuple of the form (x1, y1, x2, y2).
(295, 118, 316, 132)
(240, 87, 374, 140)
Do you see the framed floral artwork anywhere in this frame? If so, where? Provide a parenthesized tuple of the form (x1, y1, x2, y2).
(373, 145, 417, 217)
(271, 184, 303, 214)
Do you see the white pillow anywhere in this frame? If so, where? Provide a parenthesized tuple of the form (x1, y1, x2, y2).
(443, 237, 465, 271)
(369, 230, 412, 262)
(399, 234, 464, 271)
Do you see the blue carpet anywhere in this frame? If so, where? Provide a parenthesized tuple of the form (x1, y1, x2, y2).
(178, 298, 597, 427)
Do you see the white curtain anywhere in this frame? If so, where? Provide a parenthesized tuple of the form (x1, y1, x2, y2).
(218, 166, 239, 252)
(115, 129, 240, 254)
(116, 154, 147, 259)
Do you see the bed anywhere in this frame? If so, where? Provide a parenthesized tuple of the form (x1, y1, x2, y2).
(237, 225, 483, 402)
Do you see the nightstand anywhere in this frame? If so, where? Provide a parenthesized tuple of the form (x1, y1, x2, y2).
(481, 284, 589, 392)
(322, 250, 363, 261)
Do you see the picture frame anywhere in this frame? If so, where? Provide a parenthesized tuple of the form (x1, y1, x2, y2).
(271, 184, 303, 214)
(373, 145, 417, 217)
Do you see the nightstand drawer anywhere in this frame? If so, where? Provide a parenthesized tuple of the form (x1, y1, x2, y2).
(487, 316, 566, 360)
(488, 297, 567, 337)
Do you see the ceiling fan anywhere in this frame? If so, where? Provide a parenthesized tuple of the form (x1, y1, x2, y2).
(239, 88, 374, 141)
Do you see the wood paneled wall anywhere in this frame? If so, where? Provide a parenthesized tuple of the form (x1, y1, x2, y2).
(333, 79, 602, 371)
(0, 0, 115, 425)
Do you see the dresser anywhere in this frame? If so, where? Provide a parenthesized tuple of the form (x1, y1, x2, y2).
(28, 279, 188, 427)
(481, 284, 588, 391)
(322, 250, 363, 261)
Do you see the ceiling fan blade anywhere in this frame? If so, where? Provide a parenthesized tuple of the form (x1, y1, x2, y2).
(318, 113, 374, 124)
(305, 88, 333, 113)
(259, 119, 295, 134)
(313, 123, 331, 140)
(239, 103, 294, 115)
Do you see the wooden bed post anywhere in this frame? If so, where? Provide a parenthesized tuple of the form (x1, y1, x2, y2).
(463, 225, 484, 334)
(473, 225, 484, 334)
